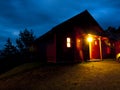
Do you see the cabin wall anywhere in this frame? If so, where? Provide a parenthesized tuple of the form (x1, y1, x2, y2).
(74, 27, 89, 62)
(35, 34, 56, 63)
(35, 42, 47, 63)
(46, 34, 56, 63)
(56, 27, 75, 63)
(74, 34, 83, 62)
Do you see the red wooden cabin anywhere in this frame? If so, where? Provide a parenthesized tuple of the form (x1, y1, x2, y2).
(34, 10, 111, 63)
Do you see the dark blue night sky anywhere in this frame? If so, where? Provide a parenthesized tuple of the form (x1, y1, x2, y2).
(0, 0, 120, 49)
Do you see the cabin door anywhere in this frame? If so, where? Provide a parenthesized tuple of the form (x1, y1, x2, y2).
(89, 39, 100, 60)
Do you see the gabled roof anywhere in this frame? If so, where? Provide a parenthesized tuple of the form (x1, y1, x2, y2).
(35, 10, 105, 42)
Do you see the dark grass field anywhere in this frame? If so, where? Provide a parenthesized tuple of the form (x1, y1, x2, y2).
(0, 59, 120, 90)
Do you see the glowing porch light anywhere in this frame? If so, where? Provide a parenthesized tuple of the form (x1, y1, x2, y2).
(87, 34, 93, 42)
(67, 37, 71, 48)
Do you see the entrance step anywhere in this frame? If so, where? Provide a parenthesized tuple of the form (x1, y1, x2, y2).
(88, 59, 102, 62)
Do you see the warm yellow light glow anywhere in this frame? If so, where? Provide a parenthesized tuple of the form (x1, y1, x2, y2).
(87, 35, 93, 42)
(95, 41, 97, 45)
(76, 39, 80, 49)
(67, 37, 71, 48)
(67, 38, 70, 42)
(116, 53, 120, 60)
(67, 43, 71, 47)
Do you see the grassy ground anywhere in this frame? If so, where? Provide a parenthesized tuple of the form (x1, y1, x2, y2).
(0, 62, 41, 79)
(0, 59, 120, 90)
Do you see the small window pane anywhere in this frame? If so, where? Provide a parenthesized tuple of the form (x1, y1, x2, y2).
(67, 37, 71, 48)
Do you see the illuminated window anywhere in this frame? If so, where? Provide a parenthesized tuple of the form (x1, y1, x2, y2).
(67, 37, 71, 48)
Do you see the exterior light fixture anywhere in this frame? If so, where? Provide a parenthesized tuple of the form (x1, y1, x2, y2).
(87, 34, 93, 42)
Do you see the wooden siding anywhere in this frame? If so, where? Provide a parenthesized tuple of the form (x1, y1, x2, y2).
(46, 34, 56, 63)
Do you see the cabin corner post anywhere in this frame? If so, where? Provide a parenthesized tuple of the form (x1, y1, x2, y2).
(99, 36, 102, 60)
(89, 40, 92, 60)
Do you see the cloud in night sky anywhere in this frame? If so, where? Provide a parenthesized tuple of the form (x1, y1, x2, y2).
(0, 0, 120, 49)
